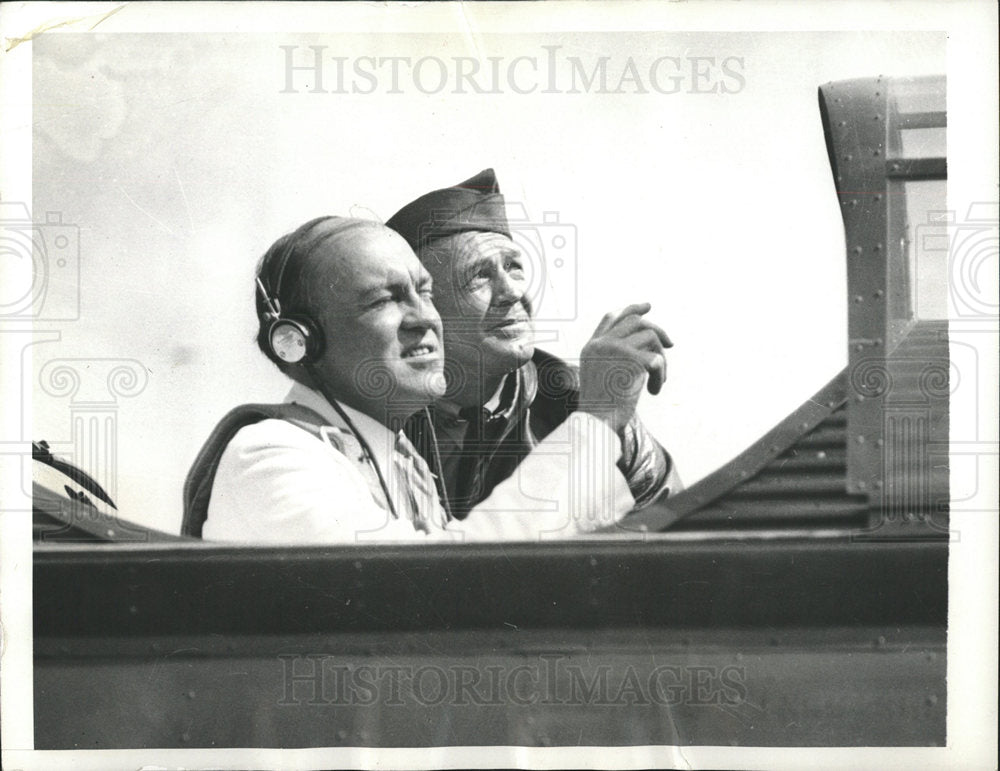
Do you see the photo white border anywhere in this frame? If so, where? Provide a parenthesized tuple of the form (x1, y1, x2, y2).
(2, 1, 997, 769)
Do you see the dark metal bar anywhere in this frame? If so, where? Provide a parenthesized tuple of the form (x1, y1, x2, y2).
(896, 111, 947, 129)
(34, 537, 949, 637)
(886, 157, 947, 179)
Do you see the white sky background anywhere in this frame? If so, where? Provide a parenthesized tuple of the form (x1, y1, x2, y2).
(26, 27, 947, 534)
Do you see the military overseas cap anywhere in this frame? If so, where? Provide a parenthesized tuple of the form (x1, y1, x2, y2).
(386, 168, 511, 252)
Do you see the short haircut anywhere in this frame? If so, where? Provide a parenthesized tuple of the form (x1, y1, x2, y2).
(254, 216, 381, 372)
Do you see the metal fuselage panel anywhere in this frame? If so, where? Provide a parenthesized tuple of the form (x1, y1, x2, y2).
(34, 538, 947, 748)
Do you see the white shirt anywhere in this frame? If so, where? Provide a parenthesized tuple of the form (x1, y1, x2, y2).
(203, 383, 635, 544)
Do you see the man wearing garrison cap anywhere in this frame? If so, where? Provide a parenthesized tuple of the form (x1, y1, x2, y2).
(389, 169, 681, 520)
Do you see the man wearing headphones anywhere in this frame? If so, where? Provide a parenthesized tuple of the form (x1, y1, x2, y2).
(183, 216, 672, 542)
(387, 170, 681, 521)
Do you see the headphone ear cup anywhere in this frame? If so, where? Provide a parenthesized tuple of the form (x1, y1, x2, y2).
(268, 317, 323, 364)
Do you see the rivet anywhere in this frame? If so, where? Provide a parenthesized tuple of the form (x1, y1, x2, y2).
(875, 338, 883, 346)
(891, 163, 901, 172)
(874, 480, 883, 489)
(926, 694, 938, 706)
(739, 470, 749, 478)
(853, 246, 863, 255)
(800, 422, 809, 429)
(336, 729, 348, 742)
(589, 556, 598, 567)
(187, 690, 196, 700)
(875, 635, 887, 647)
(855, 344, 864, 352)
(874, 195, 883, 202)
(181, 732, 191, 743)
(876, 438, 884, 447)
(874, 243, 882, 251)
(854, 295, 864, 303)
(353, 560, 363, 571)
(770, 445, 780, 453)
(875, 289, 885, 298)
(858, 481, 867, 490)
(856, 395, 865, 403)
(128, 605, 138, 615)
(817, 451, 827, 459)
(839, 120, 847, 127)
(856, 435, 866, 444)
(926, 651, 936, 661)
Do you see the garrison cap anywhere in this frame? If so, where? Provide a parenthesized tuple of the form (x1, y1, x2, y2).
(386, 168, 511, 252)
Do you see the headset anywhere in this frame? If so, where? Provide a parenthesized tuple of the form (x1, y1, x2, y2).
(255, 230, 324, 366)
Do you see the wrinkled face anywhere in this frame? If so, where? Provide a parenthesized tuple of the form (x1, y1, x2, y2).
(419, 231, 535, 383)
(306, 224, 445, 422)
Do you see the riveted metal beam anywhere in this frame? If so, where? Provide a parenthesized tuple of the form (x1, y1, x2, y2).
(818, 76, 947, 518)
(615, 372, 848, 533)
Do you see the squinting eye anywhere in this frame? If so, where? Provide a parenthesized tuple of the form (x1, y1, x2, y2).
(466, 271, 489, 288)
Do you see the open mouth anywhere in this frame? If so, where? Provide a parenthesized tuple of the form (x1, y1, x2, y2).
(401, 343, 438, 359)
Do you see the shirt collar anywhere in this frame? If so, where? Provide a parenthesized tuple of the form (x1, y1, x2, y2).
(436, 367, 522, 424)
(284, 381, 398, 472)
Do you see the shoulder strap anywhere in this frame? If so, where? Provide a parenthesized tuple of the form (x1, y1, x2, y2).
(181, 403, 331, 537)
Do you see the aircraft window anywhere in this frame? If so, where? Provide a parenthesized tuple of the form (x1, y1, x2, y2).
(889, 76, 946, 115)
(904, 179, 949, 320)
(897, 127, 946, 159)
